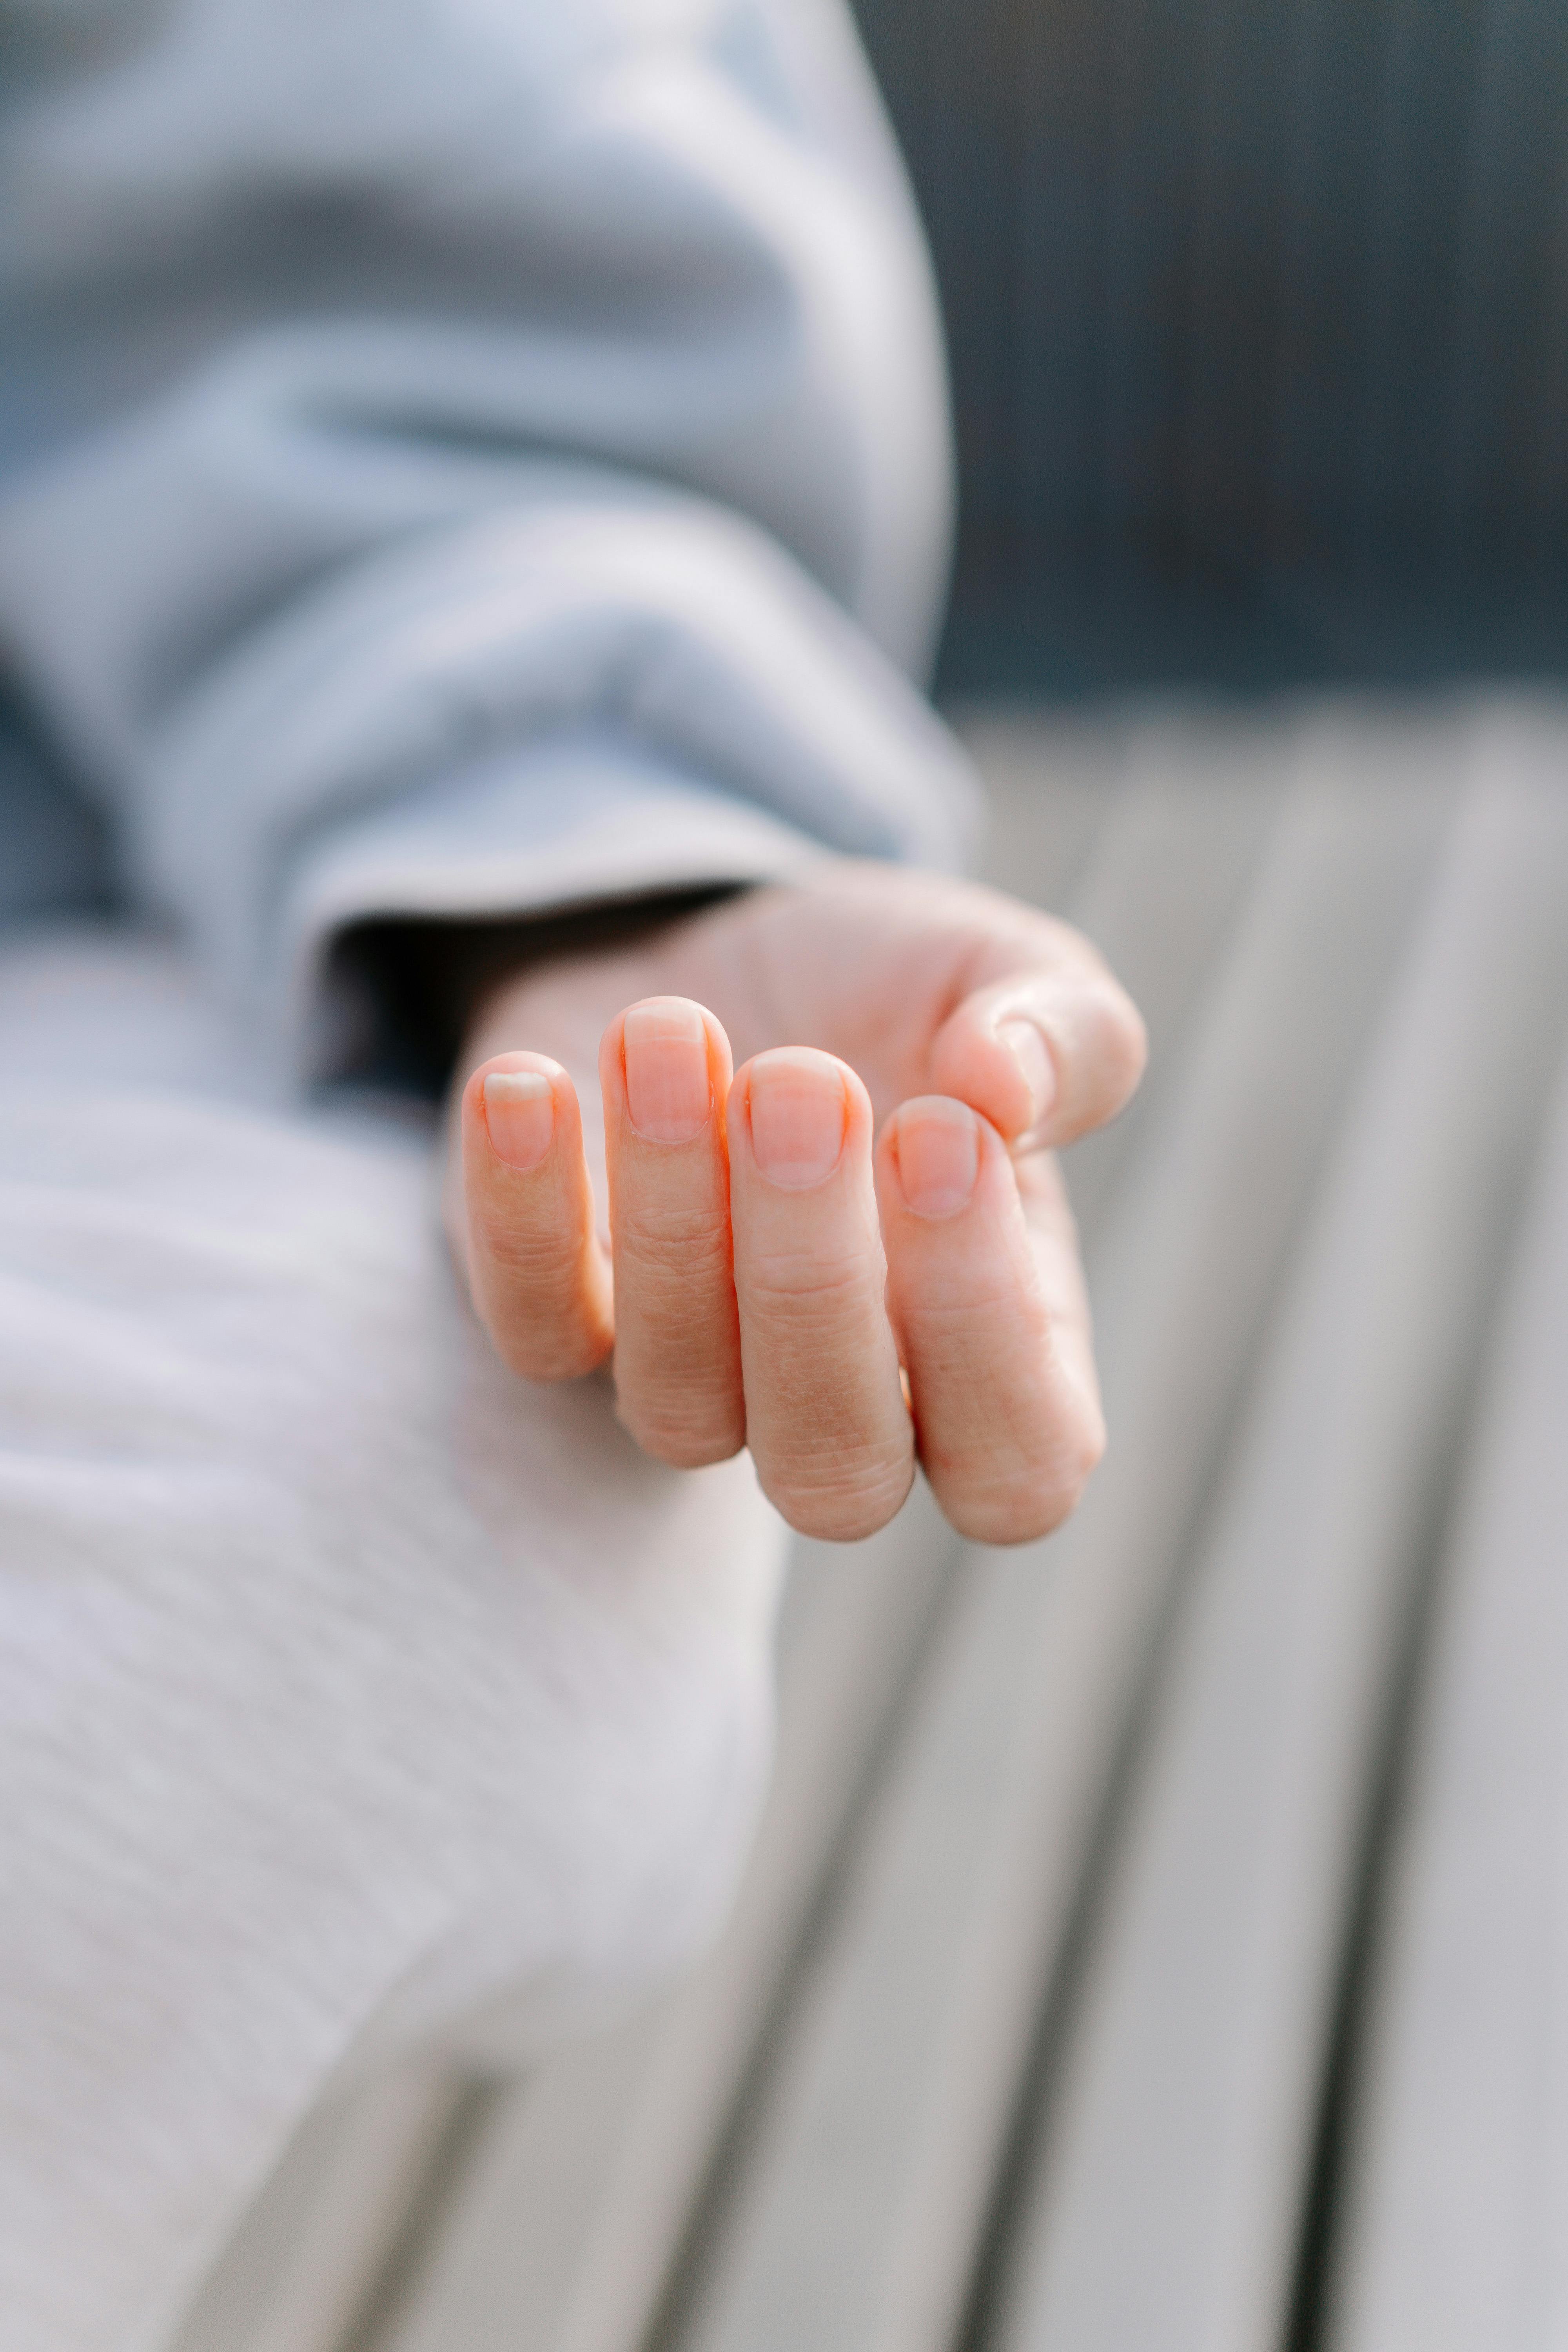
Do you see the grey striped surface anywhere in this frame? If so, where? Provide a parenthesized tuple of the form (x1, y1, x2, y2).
(847, 0, 1568, 689)
(172, 701, 1568, 2352)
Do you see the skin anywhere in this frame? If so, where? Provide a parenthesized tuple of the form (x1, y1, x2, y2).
(443, 862, 1147, 1546)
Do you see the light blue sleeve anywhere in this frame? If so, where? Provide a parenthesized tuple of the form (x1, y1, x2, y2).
(0, 0, 980, 1079)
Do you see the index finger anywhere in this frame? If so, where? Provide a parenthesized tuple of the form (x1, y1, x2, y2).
(459, 1051, 615, 1381)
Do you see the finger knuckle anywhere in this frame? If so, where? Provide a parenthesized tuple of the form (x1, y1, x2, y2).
(938, 1403, 1105, 1546)
(494, 1321, 610, 1384)
(760, 1441, 913, 1543)
(616, 1204, 732, 1269)
(482, 1221, 585, 1294)
(946, 1472, 1076, 1547)
(475, 1232, 611, 1383)
(619, 1394, 746, 1469)
(740, 1250, 876, 1321)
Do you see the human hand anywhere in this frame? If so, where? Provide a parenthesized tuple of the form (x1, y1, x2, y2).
(445, 864, 1145, 1544)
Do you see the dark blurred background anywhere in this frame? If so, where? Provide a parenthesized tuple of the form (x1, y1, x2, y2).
(850, 0, 1568, 696)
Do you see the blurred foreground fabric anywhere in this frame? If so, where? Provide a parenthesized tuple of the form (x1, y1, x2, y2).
(169, 695, 1568, 2352)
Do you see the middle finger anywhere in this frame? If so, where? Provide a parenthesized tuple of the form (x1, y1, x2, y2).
(728, 1047, 913, 1540)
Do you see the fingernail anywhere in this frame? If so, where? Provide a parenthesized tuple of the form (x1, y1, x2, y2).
(999, 1018, 1056, 1126)
(894, 1098, 979, 1217)
(624, 999, 711, 1143)
(483, 1069, 555, 1169)
(748, 1049, 846, 1188)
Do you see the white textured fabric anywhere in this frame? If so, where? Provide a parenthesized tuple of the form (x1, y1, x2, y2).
(0, 5, 974, 2346)
(0, 929, 789, 2352)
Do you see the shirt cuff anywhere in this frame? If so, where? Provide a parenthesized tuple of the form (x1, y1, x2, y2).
(279, 734, 832, 1086)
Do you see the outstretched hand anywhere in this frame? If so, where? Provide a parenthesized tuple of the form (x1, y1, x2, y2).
(444, 864, 1145, 1544)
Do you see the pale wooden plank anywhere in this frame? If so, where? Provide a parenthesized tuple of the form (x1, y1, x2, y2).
(1045, 704, 1288, 1239)
(989, 705, 1568, 2352)
(666, 715, 1454, 2352)
(1331, 930, 1568, 2347)
(169, 2060, 471, 2352)
(955, 704, 1137, 907)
